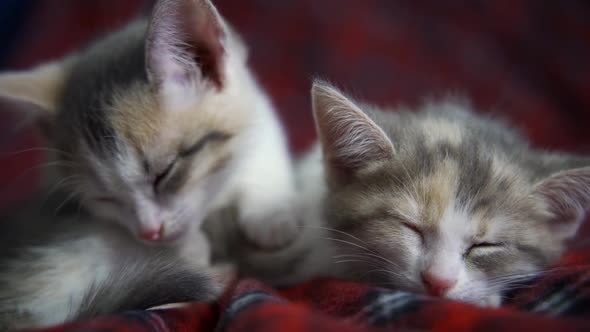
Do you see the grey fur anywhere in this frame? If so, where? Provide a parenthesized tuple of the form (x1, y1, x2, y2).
(327, 97, 590, 225)
(56, 22, 149, 157)
(74, 255, 213, 320)
(314, 85, 590, 306)
(0, 0, 300, 250)
(0, 194, 217, 330)
(212, 83, 590, 307)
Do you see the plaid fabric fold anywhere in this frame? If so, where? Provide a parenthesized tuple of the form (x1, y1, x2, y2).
(3, 1, 590, 331)
(29, 249, 590, 332)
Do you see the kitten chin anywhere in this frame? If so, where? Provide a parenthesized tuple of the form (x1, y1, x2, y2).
(0, 0, 299, 250)
(223, 80, 590, 307)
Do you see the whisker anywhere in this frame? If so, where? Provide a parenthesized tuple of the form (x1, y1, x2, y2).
(336, 261, 385, 278)
(455, 266, 585, 300)
(364, 268, 413, 282)
(481, 266, 584, 287)
(334, 259, 378, 265)
(0, 161, 78, 193)
(54, 191, 80, 215)
(301, 225, 370, 246)
(44, 175, 83, 196)
(40, 176, 84, 209)
(333, 253, 399, 268)
(324, 237, 375, 254)
(0, 147, 75, 159)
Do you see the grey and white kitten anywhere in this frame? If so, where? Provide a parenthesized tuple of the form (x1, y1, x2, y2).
(0, 0, 298, 251)
(0, 193, 227, 330)
(225, 81, 590, 307)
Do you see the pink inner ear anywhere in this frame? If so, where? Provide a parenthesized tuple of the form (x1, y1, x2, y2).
(535, 167, 590, 239)
(312, 83, 394, 177)
(188, 7, 226, 90)
(146, 0, 226, 92)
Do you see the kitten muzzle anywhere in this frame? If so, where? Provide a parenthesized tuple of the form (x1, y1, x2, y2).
(140, 224, 164, 241)
(421, 271, 457, 297)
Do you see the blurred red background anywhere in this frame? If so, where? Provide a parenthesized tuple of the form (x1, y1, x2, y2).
(1, 0, 590, 219)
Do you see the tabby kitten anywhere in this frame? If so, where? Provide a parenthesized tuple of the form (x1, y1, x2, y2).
(227, 81, 590, 307)
(0, 0, 297, 250)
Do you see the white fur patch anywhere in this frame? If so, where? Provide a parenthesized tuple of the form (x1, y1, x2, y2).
(12, 236, 113, 328)
(420, 118, 463, 147)
(426, 201, 472, 284)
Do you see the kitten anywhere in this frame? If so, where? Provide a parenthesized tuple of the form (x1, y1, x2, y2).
(0, 0, 298, 250)
(0, 193, 226, 330)
(224, 81, 590, 307)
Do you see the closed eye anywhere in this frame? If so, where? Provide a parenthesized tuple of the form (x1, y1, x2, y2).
(401, 222, 424, 241)
(153, 160, 177, 191)
(180, 131, 230, 158)
(147, 131, 229, 193)
(465, 242, 504, 256)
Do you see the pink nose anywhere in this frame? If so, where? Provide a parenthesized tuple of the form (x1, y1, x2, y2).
(140, 224, 163, 241)
(421, 272, 456, 297)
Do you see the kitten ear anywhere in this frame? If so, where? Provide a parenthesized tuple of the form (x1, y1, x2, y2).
(532, 167, 590, 240)
(146, 0, 226, 109)
(0, 62, 67, 137)
(311, 81, 394, 179)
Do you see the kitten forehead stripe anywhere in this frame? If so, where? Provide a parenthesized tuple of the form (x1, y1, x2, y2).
(59, 22, 149, 157)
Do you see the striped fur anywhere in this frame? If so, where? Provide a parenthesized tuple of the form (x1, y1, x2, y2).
(306, 81, 590, 307)
(219, 81, 590, 308)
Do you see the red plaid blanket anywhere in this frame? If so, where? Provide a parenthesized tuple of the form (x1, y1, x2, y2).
(27, 244, 590, 332)
(2, 1, 590, 331)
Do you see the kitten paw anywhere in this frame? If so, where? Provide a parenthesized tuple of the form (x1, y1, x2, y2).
(239, 207, 301, 250)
